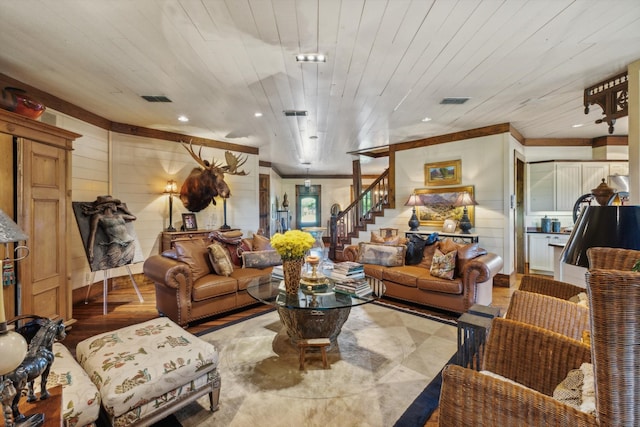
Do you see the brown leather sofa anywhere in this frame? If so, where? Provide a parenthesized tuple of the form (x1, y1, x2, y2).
(343, 238, 503, 313)
(143, 236, 273, 326)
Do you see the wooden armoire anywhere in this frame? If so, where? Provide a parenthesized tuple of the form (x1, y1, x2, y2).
(0, 109, 80, 323)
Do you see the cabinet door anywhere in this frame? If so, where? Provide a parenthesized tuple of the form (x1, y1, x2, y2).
(528, 163, 554, 212)
(582, 162, 610, 195)
(19, 139, 69, 321)
(529, 234, 554, 272)
(555, 163, 582, 211)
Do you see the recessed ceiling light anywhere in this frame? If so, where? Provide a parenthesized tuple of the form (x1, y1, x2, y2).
(296, 53, 327, 63)
(254, 112, 263, 117)
(178, 115, 189, 122)
(572, 123, 584, 128)
(309, 135, 318, 140)
(421, 117, 432, 122)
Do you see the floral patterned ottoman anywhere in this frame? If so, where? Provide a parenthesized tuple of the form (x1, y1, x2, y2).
(32, 342, 101, 426)
(76, 317, 220, 427)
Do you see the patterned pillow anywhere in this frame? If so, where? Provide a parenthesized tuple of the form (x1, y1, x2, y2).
(356, 242, 406, 267)
(242, 250, 282, 269)
(208, 243, 234, 276)
(430, 248, 457, 280)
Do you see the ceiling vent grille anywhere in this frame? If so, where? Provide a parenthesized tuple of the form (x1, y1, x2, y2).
(283, 110, 308, 117)
(141, 95, 172, 103)
(440, 97, 470, 105)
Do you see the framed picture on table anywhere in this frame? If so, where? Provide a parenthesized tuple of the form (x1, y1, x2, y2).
(182, 213, 198, 231)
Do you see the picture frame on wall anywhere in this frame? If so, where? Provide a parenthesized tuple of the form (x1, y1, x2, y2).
(182, 213, 198, 231)
(424, 159, 462, 186)
(415, 185, 474, 228)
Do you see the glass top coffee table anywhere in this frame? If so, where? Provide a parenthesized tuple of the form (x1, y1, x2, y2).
(247, 276, 384, 348)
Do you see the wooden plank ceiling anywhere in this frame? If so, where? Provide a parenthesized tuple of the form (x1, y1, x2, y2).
(0, 0, 639, 175)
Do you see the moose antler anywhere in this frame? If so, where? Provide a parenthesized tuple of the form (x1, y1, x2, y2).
(181, 140, 214, 169)
(223, 151, 249, 175)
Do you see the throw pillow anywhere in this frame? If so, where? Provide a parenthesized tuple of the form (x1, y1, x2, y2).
(430, 248, 457, 280)
(252, 233, 273, 251)
(174, 239, 212, 281)
(552, 363, 596, 415)
(208, 243, 234, 276)
(439, 237, 461, 254)
(356, 242, 406, 267)
(242, 250, 282, 269)
(417, 241, 440, 270)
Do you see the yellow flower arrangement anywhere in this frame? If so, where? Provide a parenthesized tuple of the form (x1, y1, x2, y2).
(270, 230, 316, 260)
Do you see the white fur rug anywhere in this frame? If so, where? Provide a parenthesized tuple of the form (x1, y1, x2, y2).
(173, 303, 457, 426)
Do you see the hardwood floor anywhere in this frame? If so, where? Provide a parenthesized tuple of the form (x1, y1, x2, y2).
(63, 274, 517, 426)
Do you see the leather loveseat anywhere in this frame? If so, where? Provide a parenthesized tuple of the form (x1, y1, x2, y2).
(343, 237, 503, 313)
(143, 234, 275, 326)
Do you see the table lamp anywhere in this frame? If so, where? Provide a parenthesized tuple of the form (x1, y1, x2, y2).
(404, 193, 424, 231)
(453, 191, 478, 234)
(561, 205, 640, 268)
(0, 209, 30, 426)
(163, 180, 178, 232)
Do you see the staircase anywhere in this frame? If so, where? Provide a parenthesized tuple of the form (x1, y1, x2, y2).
(329, 169, 391, 260)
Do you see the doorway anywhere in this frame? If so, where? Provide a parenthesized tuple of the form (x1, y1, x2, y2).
(515, 152, 525, 274)
(296, 185, 321, 228)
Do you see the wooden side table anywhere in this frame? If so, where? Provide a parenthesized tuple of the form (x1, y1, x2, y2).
(17, 384, 63, 427)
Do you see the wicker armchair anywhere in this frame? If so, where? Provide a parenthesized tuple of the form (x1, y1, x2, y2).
(585, 268, 640, 425)
(440, 318, 593, 426)
(519, 274, 584, 300)
(440, 269, 640, 426)
(586, 246, 640, 270)
(505, 290, 590, 341)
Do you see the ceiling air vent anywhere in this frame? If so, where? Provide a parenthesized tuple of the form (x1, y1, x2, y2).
(283, 110, 308, 117)
(141, 95, 172, 103)
(440, 97, 470, 105)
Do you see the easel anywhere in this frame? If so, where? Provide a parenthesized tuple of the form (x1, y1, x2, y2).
(84, 264, 144, 315)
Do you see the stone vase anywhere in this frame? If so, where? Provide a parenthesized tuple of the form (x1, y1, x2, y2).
(282, 258, 304, 295)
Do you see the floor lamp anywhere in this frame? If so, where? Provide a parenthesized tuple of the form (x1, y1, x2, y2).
(220, 197, 231, 230)
(164, 180, 177, 232)
(0, 209, 30, 427)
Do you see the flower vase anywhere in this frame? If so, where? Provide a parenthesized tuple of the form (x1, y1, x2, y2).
(282, 258, 304, 295)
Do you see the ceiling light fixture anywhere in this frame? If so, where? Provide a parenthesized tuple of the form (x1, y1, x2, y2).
(254, 112, 263, 117)
(178, 115, 189, 122)
(296, 53, 327, 63)
(421, 117, 432, 122)
(304, 168, 311, 188)
(572, 123, 584, 128)
(309, 135, 318, 140)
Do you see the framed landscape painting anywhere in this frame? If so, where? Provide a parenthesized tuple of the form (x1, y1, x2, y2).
(415, 185, 474, 228)
(424, 159, 462, 186)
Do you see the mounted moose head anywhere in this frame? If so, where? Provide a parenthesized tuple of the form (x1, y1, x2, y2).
(179, 141, 249, 212)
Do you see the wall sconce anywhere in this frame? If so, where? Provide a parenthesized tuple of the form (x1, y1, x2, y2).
(453, 191, 478, 234)
(0, 209, 30, 419)
(404, 193, 424, 231)
(164, 180, 178, 232)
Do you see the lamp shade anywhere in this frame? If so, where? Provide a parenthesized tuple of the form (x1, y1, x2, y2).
(561, 206, 640, 268)
(404, 193, 424, 207)
(164, 180, 178, 194)
(453, 192, 477, 207)
(0, 209, 28, 243)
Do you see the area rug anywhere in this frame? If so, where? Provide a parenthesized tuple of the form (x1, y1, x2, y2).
(170, 303, 457, 426)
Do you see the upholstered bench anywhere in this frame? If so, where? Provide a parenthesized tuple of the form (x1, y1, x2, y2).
(76, 317, 220, 427)
(32, 342, 101, 427)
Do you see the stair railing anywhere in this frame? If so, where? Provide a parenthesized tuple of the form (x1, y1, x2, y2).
(329, 169, 390, 259)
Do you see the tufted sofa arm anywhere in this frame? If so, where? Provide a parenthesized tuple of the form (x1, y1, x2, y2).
(143, 255, 194, 323)
(342, 244, 359, 262)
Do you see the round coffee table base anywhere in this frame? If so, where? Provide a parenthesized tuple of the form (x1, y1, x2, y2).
(276, 306, 351, 348)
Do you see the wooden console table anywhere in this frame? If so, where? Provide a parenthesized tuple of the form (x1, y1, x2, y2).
(404, 230, 479, 244)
